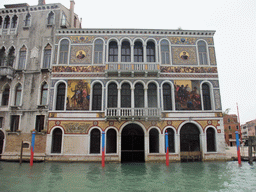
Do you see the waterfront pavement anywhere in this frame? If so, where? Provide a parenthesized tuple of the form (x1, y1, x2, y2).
(225, 146, 254, 160)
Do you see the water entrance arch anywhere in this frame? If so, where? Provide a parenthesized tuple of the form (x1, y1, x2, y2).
(121, 123, 145, 163)
(180, 123, 201, 161)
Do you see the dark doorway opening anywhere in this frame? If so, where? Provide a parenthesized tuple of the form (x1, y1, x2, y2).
(180, 123, 201, 162)
(51, 128, 62, 153)
(121, 123, 145, 163)
(0, 130, 4, 158)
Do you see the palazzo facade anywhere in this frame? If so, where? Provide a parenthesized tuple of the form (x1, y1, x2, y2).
(46, 28, 225, 162)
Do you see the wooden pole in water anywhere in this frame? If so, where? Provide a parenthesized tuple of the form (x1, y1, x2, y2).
(165, 130, 169, 166)
(30, 131, 36, 166)
(102, 131, 105, 167)
(19, 141, 23, 165)
(235, 131, 241, 165)
(236, 103, 243, 145)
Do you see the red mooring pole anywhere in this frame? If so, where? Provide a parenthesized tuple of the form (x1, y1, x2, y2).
(165, 130, 169, 166)
(236, 103, 242, 145)
(102, 131, 105, 167)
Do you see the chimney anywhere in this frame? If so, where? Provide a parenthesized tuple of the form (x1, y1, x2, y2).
(38, 0, 45, 5)
(70, 0, 75, 28)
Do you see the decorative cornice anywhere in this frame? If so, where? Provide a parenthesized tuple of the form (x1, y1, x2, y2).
(56, 29, 216, 36)
(0, 4, 59, 14)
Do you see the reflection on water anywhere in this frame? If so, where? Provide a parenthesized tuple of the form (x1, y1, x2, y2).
(0, 161, 255, 192)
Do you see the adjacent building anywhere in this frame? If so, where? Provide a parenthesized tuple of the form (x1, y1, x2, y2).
(241, 119, 256, 145)
(0, 0, 226, 162)
(0, 0, 81, 160)
(223, 114, 240, 146)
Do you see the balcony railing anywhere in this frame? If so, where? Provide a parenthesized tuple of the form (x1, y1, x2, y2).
(105, 63, 160, 77)
(0, 66, 15, 79)
(106, 108, 160, 120)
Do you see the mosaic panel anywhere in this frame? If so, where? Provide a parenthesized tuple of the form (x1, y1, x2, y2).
(174, 80, 201, 110)
(160, 74, 218, 78)
(70, 45, 92, 64)
(169, 37, 214, 45)
(209, 47, 217, 65)
(161, 66, 218, 73)
(172, 46, 197, 65)
(52, 66, 105, 73)
(66, 80, 91, 110)
(214, 89, 222, 110)
(63, 122, 91, 133)
(70, 36, 95, 44)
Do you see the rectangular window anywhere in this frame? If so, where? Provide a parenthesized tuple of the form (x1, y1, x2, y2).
(35, 115, 44, 132)
(229, 134, 232, 139)
(228, 126, 231, 130)
(10, 115, 19, 132)
(18, 51, 26, 70)
(43, 49, 51, 68)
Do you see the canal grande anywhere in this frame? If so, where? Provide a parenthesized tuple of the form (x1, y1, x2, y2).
(0, 161, 255, 192)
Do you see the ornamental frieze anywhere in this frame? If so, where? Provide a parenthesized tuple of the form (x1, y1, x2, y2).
(52, 66, 105, 73)
(161, 66, 217, 73)
(63, 122, 90, 133)
(169, 37, 213, 45)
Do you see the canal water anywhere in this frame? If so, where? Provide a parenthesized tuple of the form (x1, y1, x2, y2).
(0, 161, 255, 192)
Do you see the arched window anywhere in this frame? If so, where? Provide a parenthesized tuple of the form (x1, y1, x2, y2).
(146, 41, 155, 62)
(56, 83, 65, 110)
(90, 129, 100, 154)
(202, 83, 211, 110)
(40, 82, 48, 105)
(108, 41, 118, 62)
(121, 83, 131, 108)
(207, 128, 216, 152)
(134, 41, 143, 62)
(43, 44, 52, 68)
(165, 128, 175, 153)
(11, 15, 18, 28)
(148, 83, 157, 108)
(92, 83, 102, 110)
(24, 13, 31, 27)
(7, 47, 15, 67)
(2, 85, 10, 106)
(106, 129, 117, 153)
(163, 83, 172, 110)
(94, 39, 103, 64)
(3, 16, 10, 29)
(135, 83, 144, 108)
(18, 46, 27, 70)
(198, 40, 208, 65)
(107, 83, 117, 108)
(149, 128, 159, 153)
(0, 47, 6, 66)
(161, 40, 170, 64)
(47, 11, 54, 25)
(121, 41, 131, 62)
(59, 39, 69, 64)
(15, 83, 22, 106)
(51, 128, 62, 153)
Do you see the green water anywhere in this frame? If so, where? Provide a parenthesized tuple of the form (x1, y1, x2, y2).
(0, 161, 255, 192)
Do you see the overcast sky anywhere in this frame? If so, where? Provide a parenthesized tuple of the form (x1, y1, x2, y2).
(1, 0, 255, 124)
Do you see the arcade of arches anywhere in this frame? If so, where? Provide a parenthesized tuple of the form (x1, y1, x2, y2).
(49, 122, 217, 162)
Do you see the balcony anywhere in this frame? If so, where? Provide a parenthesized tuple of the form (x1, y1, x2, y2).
(0, 66, 15, 79)
(105, 63, 160, 77)
(105, 108, 161, 120)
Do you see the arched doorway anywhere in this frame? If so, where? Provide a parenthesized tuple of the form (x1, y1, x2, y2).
(180, 123, 201, 161)
(0, 130, 4, 157)
(51, 128, 63, 153)
(121, 123, 144, 163)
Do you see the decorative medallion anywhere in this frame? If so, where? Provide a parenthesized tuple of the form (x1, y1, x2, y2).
(76, 50, 86, 59)
(93, 121, 98, 126)
(217, 129, 221, 133)
(55, 121, 60, 126)
(109, 121, 114, 126)
(167, 121, 172, 125)
(208, 120, 212, 125)
(151, 121, 157, 126)
(180, 51, 189, 60)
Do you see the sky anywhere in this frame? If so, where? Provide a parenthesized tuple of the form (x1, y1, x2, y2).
(0, 0, 255, 124)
